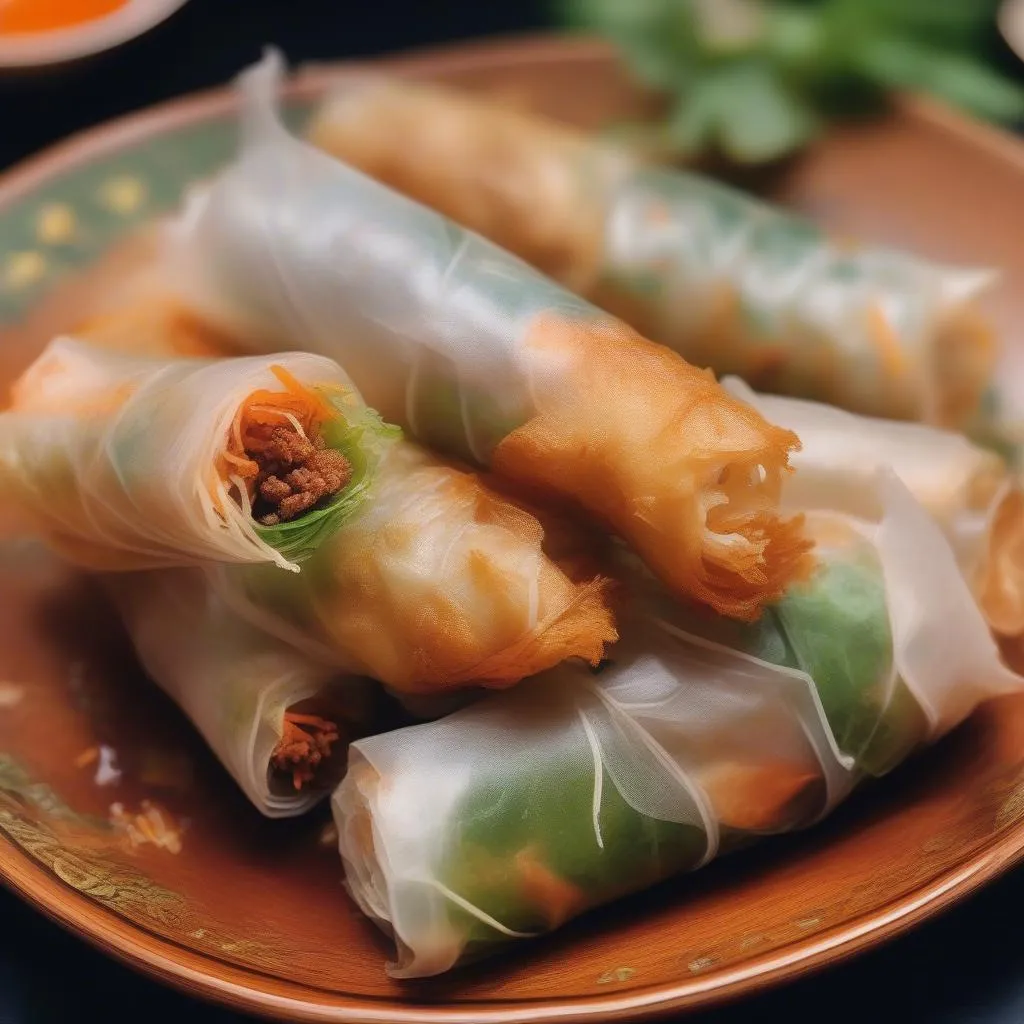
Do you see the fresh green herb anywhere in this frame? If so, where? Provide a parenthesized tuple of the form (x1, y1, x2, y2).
(558, 0, 1024, 164)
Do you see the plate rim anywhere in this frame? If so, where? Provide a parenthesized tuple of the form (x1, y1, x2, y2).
(2, 34, 1023, 209)
(3, 31, 1024, 1023)
(6, 793, 1024, 1024)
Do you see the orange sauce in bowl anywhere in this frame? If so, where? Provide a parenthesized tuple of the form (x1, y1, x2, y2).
(0, 0, 128, 34)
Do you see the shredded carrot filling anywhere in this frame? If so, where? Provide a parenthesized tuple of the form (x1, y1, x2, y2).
(109, 799, 183, 854)
(218, 365, 353, 526)
(73, 746, 99, 769)
(515, 846, 586, 928)
(271, 712, 341, 791)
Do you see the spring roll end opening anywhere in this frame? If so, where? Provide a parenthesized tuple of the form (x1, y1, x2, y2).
(212, 370, 369, 567)
(697, 445, 817, 622)
(268, 697, 346, 796)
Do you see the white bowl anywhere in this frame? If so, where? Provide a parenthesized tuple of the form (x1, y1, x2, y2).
(1000, 0, 1024, 62)
(0, 0, 190, 68)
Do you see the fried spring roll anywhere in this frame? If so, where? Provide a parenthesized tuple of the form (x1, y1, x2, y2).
(307, 76, 997, 430)
(213, 440, 617, 694)
(334, 474, 1021, 976)
(2, 338, 615, 693)
(165, 52, 813, 621)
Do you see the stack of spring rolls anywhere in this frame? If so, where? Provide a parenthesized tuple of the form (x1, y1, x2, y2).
(4, 49, 1024, 976)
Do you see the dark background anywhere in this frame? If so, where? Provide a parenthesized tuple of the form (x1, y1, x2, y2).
(0, 0, 550, 169)
(3, 2, 1024, 1021)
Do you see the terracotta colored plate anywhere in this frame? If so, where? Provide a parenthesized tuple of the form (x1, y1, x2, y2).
(2, 34, 1024, 1024)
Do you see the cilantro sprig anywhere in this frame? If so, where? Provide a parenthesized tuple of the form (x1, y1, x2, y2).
(559, 0, 1024, 164)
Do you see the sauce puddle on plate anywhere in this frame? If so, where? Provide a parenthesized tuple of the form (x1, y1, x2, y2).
(0, 0, 128, 35)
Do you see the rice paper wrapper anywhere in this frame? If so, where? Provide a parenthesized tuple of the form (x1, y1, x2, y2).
(333, 473, 1020, 976)
(165, 51, 813, 621)
(598, 165, 997, 428)
(209, 440, 617, 694)
(170, 53, 564, 465)
(105, 569, 366, 817)
(306, 76, 997, 429)
(0, 339, 383, 573)
(723, 376, 1024, 637)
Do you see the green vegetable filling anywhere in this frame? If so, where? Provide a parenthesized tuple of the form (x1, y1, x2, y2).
(439, 699, 705, 956)
(433, 541, 927, 957)
(688, 549, 926, 775)
(252, 396, 398, 563)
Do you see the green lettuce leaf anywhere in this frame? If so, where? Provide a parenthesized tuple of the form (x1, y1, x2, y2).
(680, 547, 925, 776)
(440, 686, 705, 956)
(254, 397, 400, 563)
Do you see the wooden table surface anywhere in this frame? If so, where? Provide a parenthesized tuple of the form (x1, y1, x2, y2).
(2, 2, 1023, 1021)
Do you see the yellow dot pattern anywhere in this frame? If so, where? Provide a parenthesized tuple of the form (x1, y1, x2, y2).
(1, 175, 153, 298)
(97, 175, 147, 215)
(3, 251, 47, 291)
(35, 203, 78, 245)
(0, 173, 153, 296)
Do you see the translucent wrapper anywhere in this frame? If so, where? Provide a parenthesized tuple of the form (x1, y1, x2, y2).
(105, 569, 363, 817)
(333, 474, 1021, 976)
(308, 77, 997, 429)
(4, 327, 614, 694)
(0, 338, 390, 572)
(214, 440, 617, 694)
(723, 377, 1024, 636)
(165, 52, 812, 621)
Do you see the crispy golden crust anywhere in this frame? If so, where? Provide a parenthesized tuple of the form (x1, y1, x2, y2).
(310, 447, 618, 694)
(493, 313, 814, 620)
(308, 81, 620, 295)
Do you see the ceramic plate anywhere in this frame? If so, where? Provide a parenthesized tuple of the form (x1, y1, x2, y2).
(2, 35, 1024, 1024)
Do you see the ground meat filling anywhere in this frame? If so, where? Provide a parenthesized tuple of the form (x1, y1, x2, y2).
(244, 422, 353, 527)
(272, 712, 342, 791)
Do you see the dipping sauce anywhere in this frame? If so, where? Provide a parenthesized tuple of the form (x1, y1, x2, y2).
(0, 0, 128, 34)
